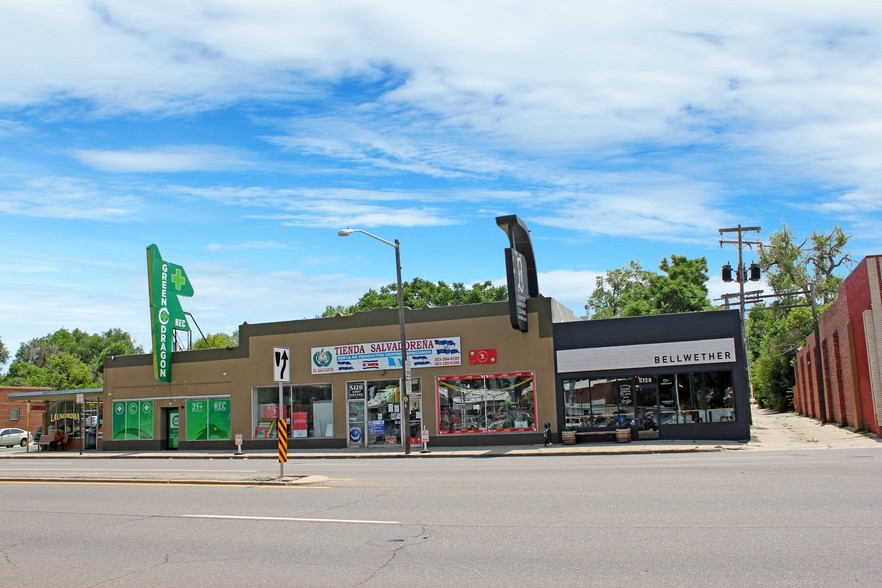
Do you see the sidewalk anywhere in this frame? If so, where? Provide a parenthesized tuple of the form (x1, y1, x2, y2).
(2, 404, 878, 463)
(0, 405, 877, 486)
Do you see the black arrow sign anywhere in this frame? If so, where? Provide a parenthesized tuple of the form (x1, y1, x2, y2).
(276, 350, 289, 380)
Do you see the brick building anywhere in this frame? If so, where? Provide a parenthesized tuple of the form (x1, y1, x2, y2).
(0, 386, 51, 436)
(794, 255, 882, 436)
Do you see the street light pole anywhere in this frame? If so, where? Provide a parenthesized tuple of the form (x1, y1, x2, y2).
(338, 228, 412, 454)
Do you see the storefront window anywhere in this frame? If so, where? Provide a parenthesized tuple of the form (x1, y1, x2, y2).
(111, 400, 154, 440)
(437, 371, 536, 434)
(678, 372, 735, 423)
(562, 370, 735, 429)
(185, 398, 231, 441)
(252, 384, 333, 439)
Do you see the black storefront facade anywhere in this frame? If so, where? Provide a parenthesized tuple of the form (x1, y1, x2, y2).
(554, 310, 751, 442)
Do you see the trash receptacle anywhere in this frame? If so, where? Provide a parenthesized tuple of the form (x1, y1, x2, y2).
(615, 428, 631, 443)
(85, 431, 96, 449)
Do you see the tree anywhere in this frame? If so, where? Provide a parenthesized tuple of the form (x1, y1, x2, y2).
(321, 277, 508, 316)
(4, 328, 143, 388)
(588, 255, 712, 319)
(748, 305, 813, 411)
(758, 224, 852, 304)
(4, 351, 98, 389)
(651, 255, 714, 315)
(587, 260, 653, 319)
(192, 331, 239, 350)
(748, 224, 853, 411)
(0, 336, 8, 371)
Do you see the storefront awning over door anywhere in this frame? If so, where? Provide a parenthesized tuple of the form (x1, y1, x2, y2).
(9, 387, 103, 402)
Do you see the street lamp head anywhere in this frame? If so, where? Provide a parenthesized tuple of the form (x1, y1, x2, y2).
(337, 228, 397, 249)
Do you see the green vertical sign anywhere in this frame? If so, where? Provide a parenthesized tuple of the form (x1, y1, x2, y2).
(112, 400, 154, 440)
(147, 244, 194, 383)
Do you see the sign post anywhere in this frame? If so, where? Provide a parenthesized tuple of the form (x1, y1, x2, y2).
(273, 346, 291, 477)
(76, 393, 84, 455)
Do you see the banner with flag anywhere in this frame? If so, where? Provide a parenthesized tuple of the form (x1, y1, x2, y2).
(311, 337, 462, 374)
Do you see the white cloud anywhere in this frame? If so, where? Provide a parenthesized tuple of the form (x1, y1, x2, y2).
(73, 146, 252, 173)
(204, 241, 289, 251)
(538, 269, 602, 316)
(0, 176, 141, 220)
(171, 185, 458, 228)
(3, 1, 881, 201)
(530, 182, 731, 243)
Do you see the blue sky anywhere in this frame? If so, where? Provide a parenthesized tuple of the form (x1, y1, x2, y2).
(2, 1, 881, 362)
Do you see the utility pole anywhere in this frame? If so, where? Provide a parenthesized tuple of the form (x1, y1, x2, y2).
(719, 225, 762, 401)
(719, 225, 762, 319)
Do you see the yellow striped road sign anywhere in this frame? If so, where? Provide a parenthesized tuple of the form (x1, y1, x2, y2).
(278, 419, 288, 463)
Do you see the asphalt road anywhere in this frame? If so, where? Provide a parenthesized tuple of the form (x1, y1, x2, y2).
(2, 449, 880, 587)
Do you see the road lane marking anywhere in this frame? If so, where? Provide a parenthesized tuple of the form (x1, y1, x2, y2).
(184, 514, 400, 525)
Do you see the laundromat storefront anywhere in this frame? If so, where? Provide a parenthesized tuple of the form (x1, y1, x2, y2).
(6, 388, 104, 451)
(101, 298, 563, 451)
(553, 310, 751, 442)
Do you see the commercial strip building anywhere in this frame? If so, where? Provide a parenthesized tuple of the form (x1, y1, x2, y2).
(7, 307, 751, 451)
(8, 216, 752, 450)
(85, 300, 748, 451)
(554, 309, 749, 442)
(794, 255, 882, 436)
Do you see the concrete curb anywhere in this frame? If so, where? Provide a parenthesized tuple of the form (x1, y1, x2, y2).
(0, 475, 329, 486)
(1, 445, 732, 460)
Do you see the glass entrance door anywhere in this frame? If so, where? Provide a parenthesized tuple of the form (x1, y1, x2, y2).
(168, 408, 179, 450)
(346, 381, 367, 447)
(347, 379, 423, 448)
(347, 400, 365, 447)
(366, 380, 401, 447)
(635, 376, 660, 440)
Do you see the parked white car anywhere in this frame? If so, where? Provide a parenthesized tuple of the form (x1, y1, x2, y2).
(1, 427, 32, 448)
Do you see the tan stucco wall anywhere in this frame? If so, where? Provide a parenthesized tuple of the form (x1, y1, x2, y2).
(103, 299, 559, 449)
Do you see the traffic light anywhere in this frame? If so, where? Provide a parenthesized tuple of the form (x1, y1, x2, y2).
(749, 263, 761, 281)
(722, 263, 733, 282)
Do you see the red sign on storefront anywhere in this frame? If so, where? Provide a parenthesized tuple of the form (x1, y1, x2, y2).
(468, 349, 497, 365)
(292, 411, 308, 438)
(28, 403, 48, 413)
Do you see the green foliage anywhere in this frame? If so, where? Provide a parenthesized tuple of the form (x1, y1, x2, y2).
(749, 224, 852, 411)
(652, 255, 714, 315)
(0, 336, 8, 370)
(321, 277, 507, 317)
(587, 260, 653, 319)
(588, 255, 712, 319)
(748, 305, 812, 411)
(4, 351, 97, 389)
(1, 328, 143, 388)
(192, 331, 240, 350)
(758, 224, 852, 304)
